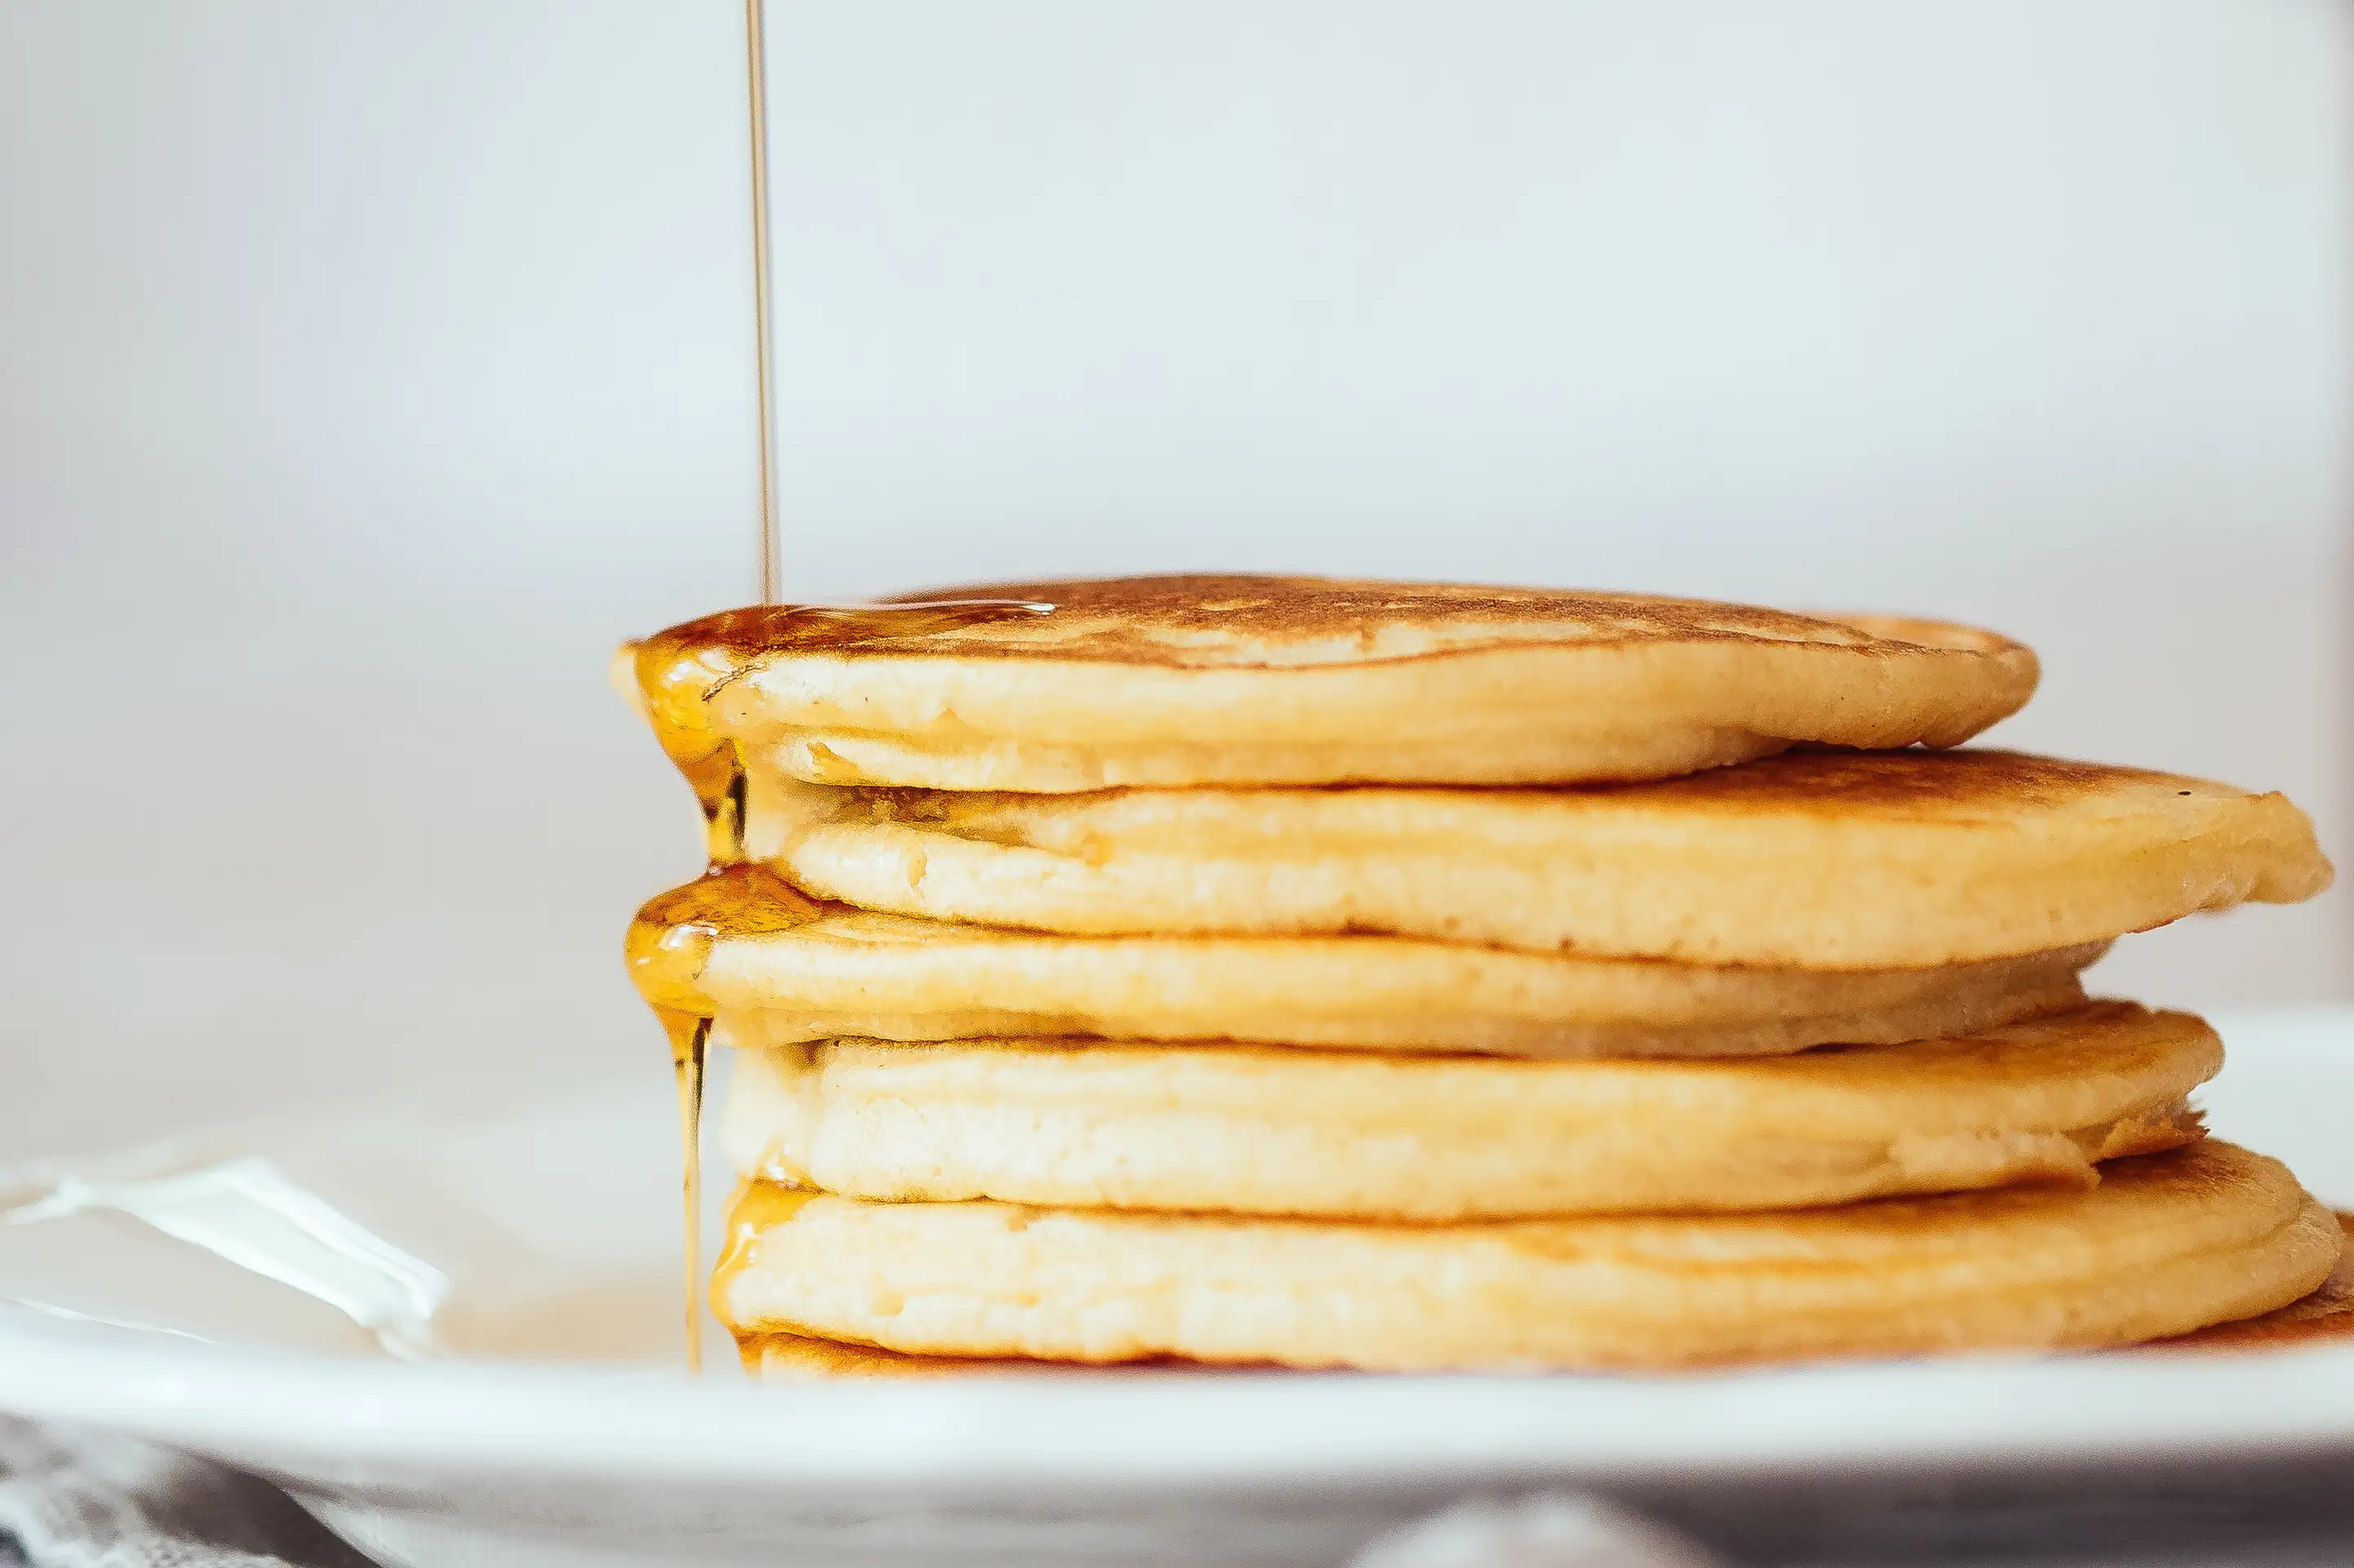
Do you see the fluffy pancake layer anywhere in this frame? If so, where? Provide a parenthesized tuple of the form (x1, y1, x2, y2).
(636, 575, 2037, 791)
(738, 1213, 2354, 1376)
(751, 751, 2332, 968)
(714, 1142, 2339, 1372)
(656, 880, 2099, 1056)
(2157, 1214, 2354, 1351)
(716, 1003, 2214, 1220)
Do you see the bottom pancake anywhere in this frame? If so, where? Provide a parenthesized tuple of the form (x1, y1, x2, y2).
(738, 1213, 2354, 1376)
(2153, 1211, 2354, 1351)
(715, 1142, 2338, 1374)
(740, 1212, 2354, 1376)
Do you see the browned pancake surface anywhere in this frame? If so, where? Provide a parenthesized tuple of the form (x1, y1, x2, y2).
(1589, 749, 2272, 822)
(871, 574, 2015, 668)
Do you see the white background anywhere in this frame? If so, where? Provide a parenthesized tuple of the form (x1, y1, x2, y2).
(0, 0, 2346, 1157)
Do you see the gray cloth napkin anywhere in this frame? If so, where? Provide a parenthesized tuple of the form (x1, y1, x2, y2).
(0, 1420, 372, 1568)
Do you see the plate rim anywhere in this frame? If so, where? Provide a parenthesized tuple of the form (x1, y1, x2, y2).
(11, 1304, 2354, 1493)
(7, 1006, 2352, 1499)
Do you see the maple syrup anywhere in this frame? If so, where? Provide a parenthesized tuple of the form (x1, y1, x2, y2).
(743, 0, 779, 607)
(636, 3, 1062, 1373)
(630, 600, 1053, 862)
(701, 1179, 827, 1362)
(711, 1178, 821, 1315)
(627, 601, 1049, 1370)
(629, 862, 823, 1372)
(667, 1011, 709, 1373)
(626, 862, 826, 1012)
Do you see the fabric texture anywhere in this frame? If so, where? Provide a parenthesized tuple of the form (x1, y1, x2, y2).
(0, 1420, 372, 1568)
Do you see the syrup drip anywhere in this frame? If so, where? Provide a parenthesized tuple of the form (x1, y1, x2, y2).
(629, 863, 824, 1371)
(630, 600, 1054, 862)
(626, 862, 827, 1014)
(666, 1011, 711, 1374)
(707, 1180, 822, 1354)
(628, 600, 1053, 1371)
(711, 1177, 822, 1322)
(691, 0, 1053, 1375)
(666, 2, 1053, 1375)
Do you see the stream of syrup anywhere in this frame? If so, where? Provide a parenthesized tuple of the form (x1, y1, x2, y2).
(656, 3, 1060, 1371)
(631, 600, 1053, 1370)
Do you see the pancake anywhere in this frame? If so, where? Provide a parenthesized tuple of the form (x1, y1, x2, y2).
(739, 1211, 2354, 1375)
(751, 751, 2332, 968)
(738, 1333, 1066, 1380)
(636, 867, 2101, 1057)
(713, 1141, 2338, 1373)
(630, 575, 2038, 792)
(2160, 1213, 2354, 1351)
(718, 1003, 2214, 1220)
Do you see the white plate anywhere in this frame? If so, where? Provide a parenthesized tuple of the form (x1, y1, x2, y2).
(2, 1011, 2352, 1568)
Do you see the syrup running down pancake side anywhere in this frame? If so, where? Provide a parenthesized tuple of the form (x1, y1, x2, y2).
(624, 600, 1054, 1370)
(631, 601, 1056, 862)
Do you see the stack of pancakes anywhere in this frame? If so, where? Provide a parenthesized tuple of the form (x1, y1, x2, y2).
(621, 576, 2339, 1375)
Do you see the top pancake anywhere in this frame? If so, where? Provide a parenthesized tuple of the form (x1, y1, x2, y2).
(631, 575, 2038, 791)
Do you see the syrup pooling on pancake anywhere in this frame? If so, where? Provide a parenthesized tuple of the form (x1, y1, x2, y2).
(627, 862, 828, 1014)
(630, 600, 1053, 859)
